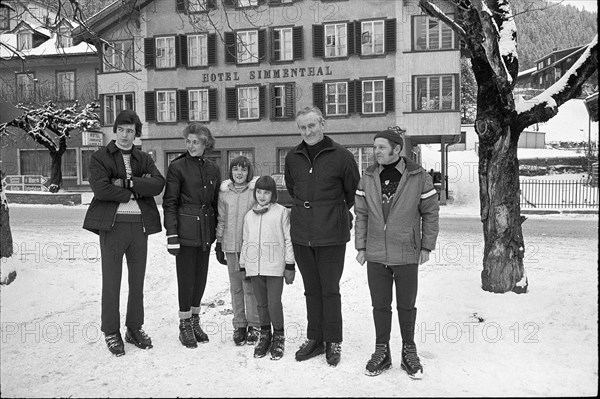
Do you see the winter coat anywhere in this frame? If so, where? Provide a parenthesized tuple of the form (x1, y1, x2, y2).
(163, 152, 221, 249)
(83, 140, 165, 235)
(354, 156, 440, 265)
(216, 177, 258, 253)
(239, 203, 295, 277)
(284, 136, 360, 246)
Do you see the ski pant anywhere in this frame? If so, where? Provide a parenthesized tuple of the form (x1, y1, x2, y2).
(367, 262, 418, 345)
(226, 252, 260, 329)
(250, 275, 284, 331)
(100, 217, 148, 334)
(176, 245, 210, 318)
(293, 243, 346, 343)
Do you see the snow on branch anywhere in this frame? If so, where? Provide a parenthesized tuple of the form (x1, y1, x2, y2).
(515, 35, 598, 130)
(418, 0, 466, 38)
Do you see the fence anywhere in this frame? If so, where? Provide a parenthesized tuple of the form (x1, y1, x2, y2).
(520, 179, 599, 208)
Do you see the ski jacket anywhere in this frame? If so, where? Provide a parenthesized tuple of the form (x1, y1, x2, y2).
(163, 152, 221, 249)
(284, 136, 360, 246)
(354, 156, 440, 265)
(83, 140, 165, 235)
(216, 177, 258, 253)
(239, 203, 295, 277)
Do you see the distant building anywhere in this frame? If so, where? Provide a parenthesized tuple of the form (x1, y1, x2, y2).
(449, 124, 545, 152)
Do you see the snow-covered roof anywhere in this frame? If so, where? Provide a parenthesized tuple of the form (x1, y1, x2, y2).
(0, 32, 96, 59)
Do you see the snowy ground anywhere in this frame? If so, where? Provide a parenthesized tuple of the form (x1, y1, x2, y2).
(1, 148, 598, 397)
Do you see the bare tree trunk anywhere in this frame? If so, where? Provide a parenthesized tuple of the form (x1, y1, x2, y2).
(49, 152, 63, 193)
(1, 188, 13, 258)
(478, 123, 528, 293)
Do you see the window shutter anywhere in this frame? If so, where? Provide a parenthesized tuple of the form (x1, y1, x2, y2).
(225, 87, 237, 119)
(223, 0, 235, 6)
(208, 34, 217, 65)
(354, 21, 362, 56)
(179, 35, 188, 67)
(178, 90, 188, 121)
(144, 38, 155, 68)
(259, 85, 266, 119)
(285, 83, 295, 118)
(258, 0, 267, 5)
(145, 91, 156, 122)
(209, 88, 218, 120)
(347, 21, 355, 56)
(269, 28, 276, 62)
(312, 82, 325, 114)
(207, 0, 217, 9)
(385, 18, 396, 53)
(292, 26, 303, 60)
(270, 84, 276, 117)
(312, 25, 324, 58)
(175, 35, 181, 67)
(385, 77, 395, 113)
(348, 80, 356, 114)
(99, 94, 105, 125)
(224, 32, 236, 64)
(355, 80, 363, 114)
(258, 29, 266, 63)
(176, 0, 186, 13)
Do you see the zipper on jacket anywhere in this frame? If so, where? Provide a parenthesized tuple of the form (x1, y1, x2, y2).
(111, 208, 118, 227)
(257, 214, 263, 275)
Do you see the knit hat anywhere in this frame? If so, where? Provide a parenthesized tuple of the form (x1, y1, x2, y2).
(374, 128, 404, 149)
(113, 110, 142, 137)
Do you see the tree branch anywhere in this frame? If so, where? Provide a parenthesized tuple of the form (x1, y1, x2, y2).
(419, 0, 467, 39)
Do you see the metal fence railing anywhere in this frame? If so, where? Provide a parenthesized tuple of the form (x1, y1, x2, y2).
(520, 180, 599, 208)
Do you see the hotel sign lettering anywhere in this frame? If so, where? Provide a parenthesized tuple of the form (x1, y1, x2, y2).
(200, 66, 333, 83)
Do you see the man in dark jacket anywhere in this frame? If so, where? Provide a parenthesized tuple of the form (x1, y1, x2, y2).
(355, 128, 439, 379)
(284, 106, 360, 367)
(83, 110, 165, 357)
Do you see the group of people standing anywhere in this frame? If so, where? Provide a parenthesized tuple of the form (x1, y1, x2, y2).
(83, 106, 439, 379)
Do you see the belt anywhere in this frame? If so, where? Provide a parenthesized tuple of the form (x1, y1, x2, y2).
(293, 198, 346, 209)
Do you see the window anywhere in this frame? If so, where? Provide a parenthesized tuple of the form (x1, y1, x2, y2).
(325, 82, 347, 116)
(20, 149, 77, 179)
(414, 75, 457, 111)
(362, 79, 384, 114)
(188, 0, 207, 12)
(238, 87, 260, 120)
(103, 93, 134, 126)
(228, 150, 253, 166)
(324, 23, 347, 57)
(56, 71, 75, 100)
(156, 36, 176, 68)
(156, 90, 177, 122)
(0, 7, 9, 30)
(57, 25, 72, 48)
(16, 73, 35, 103)
(237, 30, 259, 64)
(272, 27, 293, 61)
(103, 41, 134, 72)
(413, 15, 456, 51)
(270, 83, 295, 119)
(347, 147, 374, 175)
(238, 0, 258, 7)
(189, 89, 209, 121)
(361, 20, 384, 55)
(17, 31, 32, 50)
(188, 34, 208, 66)
(81, 149, 97, 183)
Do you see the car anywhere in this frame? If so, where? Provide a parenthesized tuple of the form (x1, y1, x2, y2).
(271, 173, 294, 208)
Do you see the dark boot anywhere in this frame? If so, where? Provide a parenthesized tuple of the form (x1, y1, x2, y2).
(105, 331, 125, 357)
(191, 314, 209, 343)
(233, 327, 247, 346)
(125, 327, 153, 349)
(179, 318, 197, 348)
(365, 342, 392, 376)
(401, 342, 423, 379)
(270, 329, 285, 360)
(295, 339, 325, 361)
(253, 330, 272, 358)
(326, 342, 342, 367)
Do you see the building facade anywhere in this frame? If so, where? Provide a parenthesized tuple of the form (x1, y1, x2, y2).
(72, 0, 461, 201)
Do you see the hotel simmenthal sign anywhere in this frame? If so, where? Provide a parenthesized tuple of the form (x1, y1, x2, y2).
(82, 131, 104, 147)
(2, 175, 49, 191)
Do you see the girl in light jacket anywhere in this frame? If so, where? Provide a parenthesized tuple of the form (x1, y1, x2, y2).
(240, 175, 295, 361)
(215, 156, 261, 346)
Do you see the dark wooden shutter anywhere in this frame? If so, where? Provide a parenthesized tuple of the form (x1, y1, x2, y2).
(208, 34, 217, 65)
(258, 0, 266, 5)
(224, 32, 236, 64)
(178, 90, 188, 121)
(225, 87, 237, 119)
(269, 84, 276, 117)
(355, 21, 362, 56)
(176, 0, 186, 13)
(355, 80, 362, 114)
(222, 0, 235, 6)
(385, 78, 395, 113)
(312, 82, 325, 114)
(385, 18, 396, 53)
(207, 0, 217, 9)
(144, 38, 155, 68)
(259, 85, 266, 119)
(144, 91, 156, 122)
(312, 25, 324, 58)
(285, 83, 295, 118)
(292, 26, 303, 60)
(348, 80, 356, 114)
(269, 28, 276, 62)
(209, 88, 218, 120)
(179, 35, 188, 67)
(347, 21, 355, 56)
(99, 94, 105, 125)
(258, 29, 266, 63)
(174, 35, 181, 67)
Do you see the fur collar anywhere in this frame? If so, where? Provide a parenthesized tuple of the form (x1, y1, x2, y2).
(220, 176, 259, 192)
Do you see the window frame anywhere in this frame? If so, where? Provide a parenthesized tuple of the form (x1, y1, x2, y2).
(17, 30, 33, 50)
(236, 30, 259, 64)
(324, 22, 347, 58)
(272, 26, 293, 62)
(56, 70, 76, 101)
(156, 89, 178, 123)
(413, 74, 458, 112)
(361, 79, 385, 114)
(324, 81, 348, 116)
(187, 33, 209, 67)
(237, 86, 260, 120)
(102, 40, 134, 73)
(103, 93, 135, 126)
(16, 72, 36, 103)
(412, 14, 457, 52)
(360, 20, 385, 56)
(0, 7, 10, 30)
(56, 25, 73, 48)
(188, 88, 210, 122)
(155, 36, 177, 69)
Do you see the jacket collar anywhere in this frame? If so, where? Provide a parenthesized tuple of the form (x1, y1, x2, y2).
(107, 140, 141, 160)
(293, 135, 335, 156)
(366, 156, 421, 176)
(220, 176, 259, 193)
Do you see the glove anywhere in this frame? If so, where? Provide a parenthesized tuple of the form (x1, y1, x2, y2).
(284, 267, 295, 285)
(167, 236, 180, 256)
(215, 242, 227, 265)
(111, 178, 123, 187)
